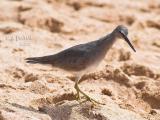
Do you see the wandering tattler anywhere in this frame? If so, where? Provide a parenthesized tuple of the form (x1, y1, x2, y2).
(26, 25, 136, 104)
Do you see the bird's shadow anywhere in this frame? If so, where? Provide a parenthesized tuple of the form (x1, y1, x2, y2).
(7, 101, 87, 120)
(38, 100, 95, 120)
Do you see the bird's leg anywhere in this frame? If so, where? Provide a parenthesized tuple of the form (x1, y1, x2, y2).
(74, 75, 83, 101)
(74, 82, 80, 100)
(74, 76, 104, 105)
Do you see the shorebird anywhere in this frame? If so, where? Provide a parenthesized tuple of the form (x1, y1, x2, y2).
(26, 25, 136, 104)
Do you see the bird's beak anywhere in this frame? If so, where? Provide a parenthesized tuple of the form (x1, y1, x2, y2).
(120, 31, 136, 52)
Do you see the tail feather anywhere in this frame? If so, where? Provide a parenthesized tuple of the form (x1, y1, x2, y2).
(25, 55, 55, 65)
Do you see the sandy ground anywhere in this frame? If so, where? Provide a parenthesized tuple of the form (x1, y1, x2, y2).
(0, 0, 160, 120)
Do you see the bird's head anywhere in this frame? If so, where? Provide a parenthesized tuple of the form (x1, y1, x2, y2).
(113, 25, 136, 52)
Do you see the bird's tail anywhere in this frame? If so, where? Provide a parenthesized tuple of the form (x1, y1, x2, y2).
(25, 55, 55, 65)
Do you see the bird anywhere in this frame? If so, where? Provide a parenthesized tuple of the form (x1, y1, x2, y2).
(25, 25, 136, 104)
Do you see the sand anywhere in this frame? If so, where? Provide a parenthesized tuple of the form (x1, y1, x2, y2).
(0, 0, 160, 120)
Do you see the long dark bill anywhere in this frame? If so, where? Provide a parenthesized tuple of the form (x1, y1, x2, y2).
(120, 31, 136, 52)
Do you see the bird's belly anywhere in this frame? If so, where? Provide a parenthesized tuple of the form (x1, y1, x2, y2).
(78, 52, 105, 74)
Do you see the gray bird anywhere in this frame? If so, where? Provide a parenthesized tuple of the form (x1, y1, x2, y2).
(26, 25, 136, 104)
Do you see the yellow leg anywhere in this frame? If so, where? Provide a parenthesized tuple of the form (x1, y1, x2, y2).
(74, 83, 80, 100)
(74, 80, 104, 105)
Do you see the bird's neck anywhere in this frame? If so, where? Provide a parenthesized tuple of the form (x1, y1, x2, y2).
(100, 32, 117, 51)
(91, 32, 117, 62)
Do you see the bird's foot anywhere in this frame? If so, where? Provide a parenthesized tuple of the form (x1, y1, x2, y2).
(81, 93, 104, 105)
(74, 83, 104, 105)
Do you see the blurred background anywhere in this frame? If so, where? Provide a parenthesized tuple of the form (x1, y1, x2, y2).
(0, 0, 160, 120)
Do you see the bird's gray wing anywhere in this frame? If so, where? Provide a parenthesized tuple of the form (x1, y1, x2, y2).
(25, 44, 90, 70)
(53, 44, 92, 71)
